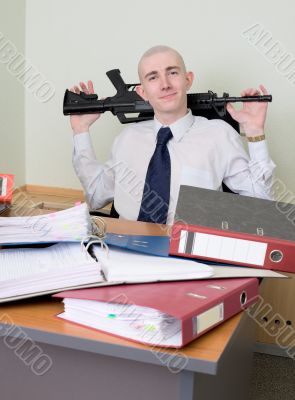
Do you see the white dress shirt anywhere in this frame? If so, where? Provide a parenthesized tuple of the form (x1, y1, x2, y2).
(73, 110, 275, 224)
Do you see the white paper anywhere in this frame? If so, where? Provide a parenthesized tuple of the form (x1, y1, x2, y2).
(61, 298, 182, 346)
(92, 245, 214, 282)
(210, 265, 286, 279)
(179, 230, 267, 266)
(0, 177, 7, 196)
(0, 242, 95, 281)
(0, 203, 92, 244)
(0, 242, 103, 299)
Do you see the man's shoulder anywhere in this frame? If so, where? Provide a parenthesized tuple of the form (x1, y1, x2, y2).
(192, 116, 239, 137)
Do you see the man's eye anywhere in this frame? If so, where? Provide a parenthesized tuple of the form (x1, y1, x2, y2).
(148, 76, 156, 81)
(170, 70, 178, 75)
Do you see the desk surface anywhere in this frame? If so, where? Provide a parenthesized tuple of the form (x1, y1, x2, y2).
(0, 296, 243, 374)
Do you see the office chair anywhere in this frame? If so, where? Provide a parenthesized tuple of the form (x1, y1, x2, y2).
(90, 200, 119, 218)
(90, 108, 240, 219)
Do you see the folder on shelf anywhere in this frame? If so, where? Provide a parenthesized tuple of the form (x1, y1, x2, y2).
(0, 174, 14, 212)
(54, 277, 259, 348)
(170, 186, 295, 273)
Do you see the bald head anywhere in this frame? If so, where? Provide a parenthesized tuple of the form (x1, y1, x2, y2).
(138, 45, 187, 81)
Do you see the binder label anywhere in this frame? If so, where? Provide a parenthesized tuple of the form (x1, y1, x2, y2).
(179, 230, 267, 266)
(0, 177, 7, 196)
(193, 303, 224, 335)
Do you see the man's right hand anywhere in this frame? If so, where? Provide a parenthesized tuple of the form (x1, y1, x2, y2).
(69, 81, 101, 134)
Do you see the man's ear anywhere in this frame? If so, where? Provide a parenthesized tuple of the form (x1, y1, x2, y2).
(135, 85, 148, 101)
(186, 71, 194, 91)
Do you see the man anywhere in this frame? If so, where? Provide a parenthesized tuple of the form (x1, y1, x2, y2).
(70, 45, 275, 224)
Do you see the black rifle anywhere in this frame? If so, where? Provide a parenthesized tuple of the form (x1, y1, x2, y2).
(63, 69, 272, 124)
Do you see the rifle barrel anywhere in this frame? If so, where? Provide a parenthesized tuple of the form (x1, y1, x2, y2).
(216, 95, 272, 103)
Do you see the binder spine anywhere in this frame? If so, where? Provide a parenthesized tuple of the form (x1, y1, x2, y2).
(170, 223, 295, 273)
(181, 278, 259, 346)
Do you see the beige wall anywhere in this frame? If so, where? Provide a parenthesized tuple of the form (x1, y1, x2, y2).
(3, 0, 295, 198)
(0, 0, 26, 186)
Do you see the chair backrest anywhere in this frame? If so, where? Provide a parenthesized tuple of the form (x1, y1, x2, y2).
(110, 202, 120, 218)
(89, 204, 119, 219)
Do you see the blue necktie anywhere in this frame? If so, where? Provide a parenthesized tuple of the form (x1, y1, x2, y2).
(138, 127, 173, 224)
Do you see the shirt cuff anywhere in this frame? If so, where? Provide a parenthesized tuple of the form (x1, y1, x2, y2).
(73, 132, 93, 151)
(247, 140, 271, 161)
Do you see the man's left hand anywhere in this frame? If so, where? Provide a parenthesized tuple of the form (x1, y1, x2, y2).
(226, 84, 268, 137)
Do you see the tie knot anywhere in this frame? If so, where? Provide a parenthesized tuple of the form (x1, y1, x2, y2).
(157, 127, 173, 146)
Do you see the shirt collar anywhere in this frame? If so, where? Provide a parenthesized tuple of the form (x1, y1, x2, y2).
(153, 110, 194, 142)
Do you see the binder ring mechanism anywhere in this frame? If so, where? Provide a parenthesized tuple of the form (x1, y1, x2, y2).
(240, 291, 247, 306)
(269, 250, 283, 263)
(81, 216, 109, 259)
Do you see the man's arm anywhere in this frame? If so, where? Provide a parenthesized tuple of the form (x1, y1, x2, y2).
(70, 81, 115, 210)
(225, 85, 275, 199)
(222, 129, 275, 199)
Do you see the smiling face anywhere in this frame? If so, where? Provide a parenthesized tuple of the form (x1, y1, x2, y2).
(136, 48, 194, 125)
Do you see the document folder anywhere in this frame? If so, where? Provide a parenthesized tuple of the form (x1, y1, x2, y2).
(54, 277, 258, 348)
(170, 186, 295, 273)
(0, 174, 14, 204)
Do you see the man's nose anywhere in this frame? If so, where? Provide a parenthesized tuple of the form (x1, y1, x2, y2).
(160, 75, 170, 90)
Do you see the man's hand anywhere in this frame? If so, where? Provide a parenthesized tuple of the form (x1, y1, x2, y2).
(69, 81, 101, 135)
(226, 85, 268, 137)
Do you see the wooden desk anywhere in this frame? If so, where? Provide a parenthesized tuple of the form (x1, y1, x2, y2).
(0, 298, 255, 400)
(1, 211, 254, 399)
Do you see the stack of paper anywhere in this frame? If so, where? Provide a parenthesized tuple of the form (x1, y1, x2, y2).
(62, 298, 182, 346)
(0, 239, 286, 303)
(0, 242, 104, 301)
(0, 241, 216, 302)
(92, 246, 214, 282)
(0, 203, 92, 244)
